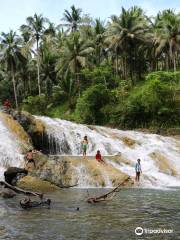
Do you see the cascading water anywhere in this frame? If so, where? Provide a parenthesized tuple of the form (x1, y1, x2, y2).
(36, 116, 180, 188)
(0, 119, 24, 180)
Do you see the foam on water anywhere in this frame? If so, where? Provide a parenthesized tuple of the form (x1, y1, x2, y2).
(37, 116, 180, 188)
(0, 119, 24, 180)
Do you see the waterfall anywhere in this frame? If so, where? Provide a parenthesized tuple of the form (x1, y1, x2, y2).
(36, 116, 180, 188)
(0, 113, 179, 188)
(0, 119, 24, 180)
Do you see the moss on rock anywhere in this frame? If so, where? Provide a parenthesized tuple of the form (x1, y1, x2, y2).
(17, 176, 59, 193)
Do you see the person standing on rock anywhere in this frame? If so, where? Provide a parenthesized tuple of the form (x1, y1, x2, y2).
(135, 159, 142, 182)
(81, 136, 88, 159)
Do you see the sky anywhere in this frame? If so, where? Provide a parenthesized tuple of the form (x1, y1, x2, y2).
(0, 0, 179, 32)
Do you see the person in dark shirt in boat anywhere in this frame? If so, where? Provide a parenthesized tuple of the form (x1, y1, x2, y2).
(95, 150, 106, 164)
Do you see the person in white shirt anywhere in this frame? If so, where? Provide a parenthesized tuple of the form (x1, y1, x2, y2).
(135, 159, 142, 182)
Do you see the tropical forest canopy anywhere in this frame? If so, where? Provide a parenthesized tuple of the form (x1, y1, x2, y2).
(0, 5, 179, 128)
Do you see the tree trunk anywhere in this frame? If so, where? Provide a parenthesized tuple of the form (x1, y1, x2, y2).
(115, 49, 118, 76)
(173, 54, 177, 73)
(77, 73, 80, 97)
(28, 75, 31, 94)
(37, 39, 41, 96)
(97, 46, 101, 66)
(129, 50, 134, 86)
(0, 181, 42, 197)
(12, 70, 18, 109)
(75, 58, 80, 97)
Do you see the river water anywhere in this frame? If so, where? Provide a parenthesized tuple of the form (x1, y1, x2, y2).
(0, 188, 179, 240)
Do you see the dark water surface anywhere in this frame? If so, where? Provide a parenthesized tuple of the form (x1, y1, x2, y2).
(0, 188, 179, 240)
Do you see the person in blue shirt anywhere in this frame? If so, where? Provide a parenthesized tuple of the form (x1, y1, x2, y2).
(135, 159, 142, 182)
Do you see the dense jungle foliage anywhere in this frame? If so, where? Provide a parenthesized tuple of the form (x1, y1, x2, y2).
(0, 6, 179, 128)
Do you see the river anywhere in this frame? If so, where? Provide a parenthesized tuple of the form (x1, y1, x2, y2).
(0, 114, 180, 239)
(0, 188, 179, 240)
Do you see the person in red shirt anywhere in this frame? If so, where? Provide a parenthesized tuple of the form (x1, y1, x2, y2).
(3, 99, 11, 112)
(95, 150, 106, 164)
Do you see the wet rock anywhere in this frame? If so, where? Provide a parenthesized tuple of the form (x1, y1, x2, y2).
(12, 111, 46, 152)
(149, 152, 178, 176)
(35, 158, 78, 187)
(0, 112, 32, 152)
(31, 155, 133, 188)
(0, 226, 6, 237)
(0, 187, 16, 198)
(17, 176, 59, 193)
(4, 167, 28, 185)
(121, 137, 137, 148)
(12, 111, 70, 154)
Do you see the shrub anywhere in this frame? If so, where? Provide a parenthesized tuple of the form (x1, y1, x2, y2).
(146, 71, 180, 84)
(0, 79, 14, 104)
(81, 65, 118, 90)
(22, 95, 48, 115)
(75, 84, 110, 124)
(113, 71, 180, 128)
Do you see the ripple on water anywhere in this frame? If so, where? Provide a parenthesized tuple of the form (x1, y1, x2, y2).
(0, 188, 179, 240)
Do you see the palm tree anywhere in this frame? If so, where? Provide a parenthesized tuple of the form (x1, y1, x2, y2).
(60, 5, 83, 32)
(0, 30, 26, 108)
(154, 10, 180, 72)
(59, 74, 78, 107)
(93, 19, 106, 65)
(44, 22, 56, 37)
(40, 43, 57, 96)
(20, 13, 47, 95)
(106, 7, 149, 83)
(56, 32, 94, 95)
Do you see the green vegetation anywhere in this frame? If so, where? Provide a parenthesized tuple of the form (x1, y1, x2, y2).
(112, 72, 180, 128)
(0, 5, 179, 128)
(76, 84, 110, 124)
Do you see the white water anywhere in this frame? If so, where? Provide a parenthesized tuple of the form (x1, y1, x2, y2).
(0, 114, 179, 188)
(37, 116, 180, 188)
(0, 119, 24, 180)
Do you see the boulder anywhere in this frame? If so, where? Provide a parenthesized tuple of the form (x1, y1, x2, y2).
(12, 111, 57, 154)
(31, 155, 133, 188)
(17, 176, 59, 193)
(0, 187, 16, 198)
(4, 167, 28, 185)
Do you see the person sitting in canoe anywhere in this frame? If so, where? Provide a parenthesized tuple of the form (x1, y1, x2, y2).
(81, 136, 88, 159)
(95, 150, 106, 164)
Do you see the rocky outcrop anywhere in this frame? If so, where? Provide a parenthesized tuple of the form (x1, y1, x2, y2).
(17, 176, 59, 193)
(4, 167, 28, 185)
(12, 111, 47, 152)
(29, 154, 134, 187)
(0, 112, 32, 152)
(149, 151, 178, 176)
(12, 111, 60, 154)
(121, 137, 137, 148)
